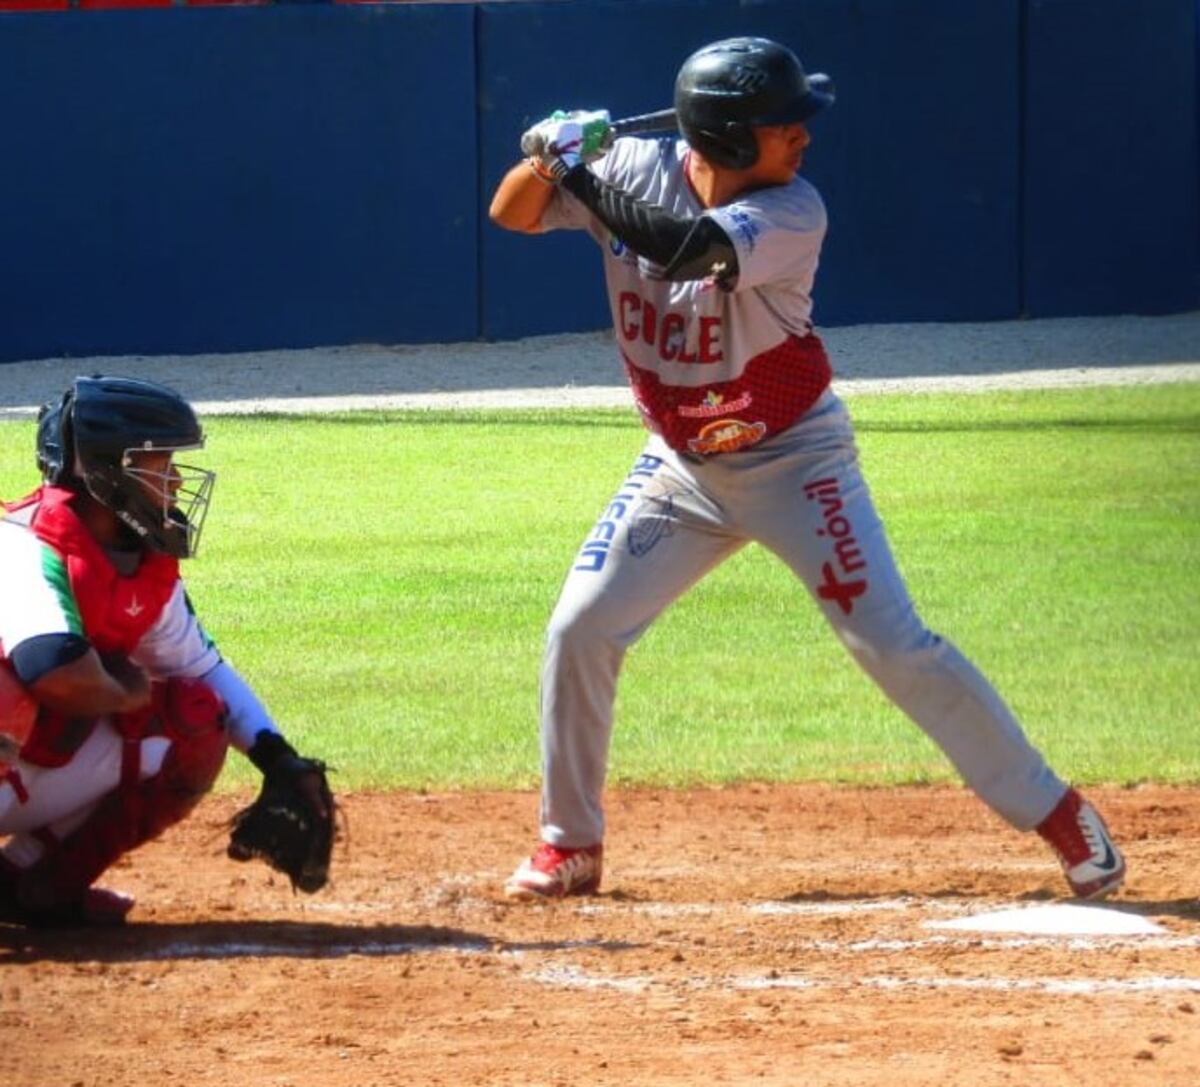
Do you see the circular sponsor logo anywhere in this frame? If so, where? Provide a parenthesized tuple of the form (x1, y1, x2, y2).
(687, 418, 767, 454)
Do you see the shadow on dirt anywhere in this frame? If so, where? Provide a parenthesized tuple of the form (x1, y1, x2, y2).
(0, 919, 647, 964)
(0, 919, 495, 964)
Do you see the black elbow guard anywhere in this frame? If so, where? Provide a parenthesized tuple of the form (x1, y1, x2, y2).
(660, 216, 739, 284)
(561, 165, 739, 284)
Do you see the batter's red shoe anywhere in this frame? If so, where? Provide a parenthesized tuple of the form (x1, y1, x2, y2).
(1036, 788, 1126, 900)
(504, 842, 603, 900)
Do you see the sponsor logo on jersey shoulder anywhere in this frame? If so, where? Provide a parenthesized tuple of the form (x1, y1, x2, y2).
(727, 208, 759, 252)
(686, 418, 767, 454)
(678, 390, 752, 420)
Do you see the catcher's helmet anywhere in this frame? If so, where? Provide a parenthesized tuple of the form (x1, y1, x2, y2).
(37, 375, 215, 559)
(674, 37, 835, 169)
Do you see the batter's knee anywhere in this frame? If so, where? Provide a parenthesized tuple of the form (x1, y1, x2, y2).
(835, 602, 939, 661)
(547, 603, 609, 656)
(835, 610, 955, 701)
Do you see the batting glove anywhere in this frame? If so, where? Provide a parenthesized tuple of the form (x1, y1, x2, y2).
(520, 109, 612, 181)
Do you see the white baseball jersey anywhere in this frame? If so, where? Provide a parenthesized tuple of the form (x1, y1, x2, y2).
(542, 136, 832, 453)
(0, 518, 271, 750)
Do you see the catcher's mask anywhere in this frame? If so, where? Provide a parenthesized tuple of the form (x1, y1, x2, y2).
(37, 375, 215, 559)
(674, 37, 835, 170)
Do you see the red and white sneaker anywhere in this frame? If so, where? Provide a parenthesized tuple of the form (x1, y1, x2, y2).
(504, 842, 603, 900)
(1036, 788, 1126, 900)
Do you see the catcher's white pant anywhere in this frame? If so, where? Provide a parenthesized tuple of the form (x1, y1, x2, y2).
(539, 390, 1066, 847)
(0, 721, 170, 867)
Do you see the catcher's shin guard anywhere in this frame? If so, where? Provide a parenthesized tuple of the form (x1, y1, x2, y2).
(12, 678, 228, 918)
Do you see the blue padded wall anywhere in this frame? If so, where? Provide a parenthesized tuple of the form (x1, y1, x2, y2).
(0, 7, 477, 362)
(1023, 0, 1199, 316)
(798, 0, 1021, 325)
(478, 0, 1022, 339)
(479, 0, 733, 342)
(0, 1, 1193, 364)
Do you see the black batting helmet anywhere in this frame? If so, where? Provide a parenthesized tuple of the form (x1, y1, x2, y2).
(37, 375, 215, 559)
(674, 37, 835, 170)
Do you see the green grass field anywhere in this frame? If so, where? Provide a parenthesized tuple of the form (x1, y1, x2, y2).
(2, 383, 1197, 792)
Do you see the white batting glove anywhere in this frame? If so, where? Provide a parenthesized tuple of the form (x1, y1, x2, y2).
(520, 109, 612, 181)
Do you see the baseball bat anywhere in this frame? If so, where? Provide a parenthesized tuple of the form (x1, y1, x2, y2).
(610, 108, 678, 136)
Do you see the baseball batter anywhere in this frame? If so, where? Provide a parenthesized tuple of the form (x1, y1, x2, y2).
(490, 38, 1126, 902)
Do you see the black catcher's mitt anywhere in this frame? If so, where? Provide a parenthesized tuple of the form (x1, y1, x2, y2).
(228, 731, 334, 893)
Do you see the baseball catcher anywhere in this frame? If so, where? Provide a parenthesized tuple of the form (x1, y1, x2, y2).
(0, 375, 335, 926)
(490, 36, 1126, 902)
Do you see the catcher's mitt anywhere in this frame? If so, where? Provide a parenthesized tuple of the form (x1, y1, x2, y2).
(228, 731, 334, 893)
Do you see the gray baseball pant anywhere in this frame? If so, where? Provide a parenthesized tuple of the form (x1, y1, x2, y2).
(538, 390, 1065, 846)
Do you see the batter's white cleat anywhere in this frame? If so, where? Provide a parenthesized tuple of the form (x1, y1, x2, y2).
(504, 842, 603, 900)
(1036, 788, 1126, 900)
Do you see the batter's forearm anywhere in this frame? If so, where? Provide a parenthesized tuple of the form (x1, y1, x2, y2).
(560, 165, 738, 282)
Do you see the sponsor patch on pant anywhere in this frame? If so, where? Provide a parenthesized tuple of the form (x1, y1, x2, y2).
(805, 477, 869, 614)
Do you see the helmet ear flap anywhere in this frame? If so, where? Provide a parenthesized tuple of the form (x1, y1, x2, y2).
(687, 121, 759, 170)
(36, 389, 76, 485)
(715, 122, 759, 169)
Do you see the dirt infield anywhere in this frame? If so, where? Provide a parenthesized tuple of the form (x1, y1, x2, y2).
(3, 784, 1197, 1086)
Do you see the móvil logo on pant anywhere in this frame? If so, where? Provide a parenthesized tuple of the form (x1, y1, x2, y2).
(817, 561, 867, 615)
(805, 476, 870, 614)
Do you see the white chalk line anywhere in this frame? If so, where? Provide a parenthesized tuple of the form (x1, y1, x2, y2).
(296, 894, 954, 920)
(525, 963, 1200, 997)
(575, 896, 953, 919)
(154, 931, 1196, 962)
(130, 889, 1198, 1006)
(777, 934, 1200, 953)
(741, 974, 1200, 995)
(305, 894, 1196, 940)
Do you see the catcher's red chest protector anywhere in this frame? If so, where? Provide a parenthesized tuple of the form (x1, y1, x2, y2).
(5, 486, 179, 656)
(4, 487, 180, 767)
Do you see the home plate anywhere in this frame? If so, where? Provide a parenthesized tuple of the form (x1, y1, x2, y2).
(926, 904, 1165, 936)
